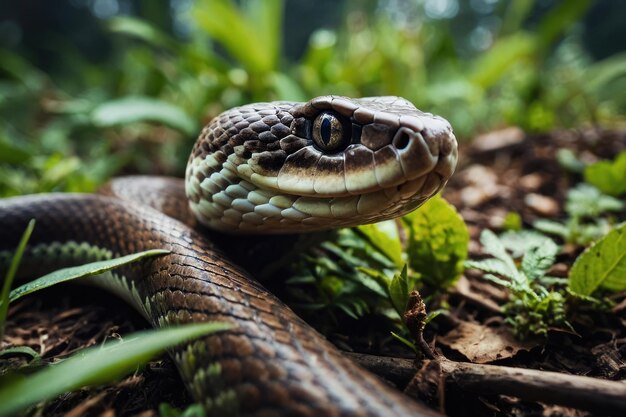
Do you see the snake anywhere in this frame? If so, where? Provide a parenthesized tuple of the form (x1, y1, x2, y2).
(0, 95, 457, 416)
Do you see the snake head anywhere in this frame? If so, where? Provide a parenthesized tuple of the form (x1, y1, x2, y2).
(186, 96, 457, 233)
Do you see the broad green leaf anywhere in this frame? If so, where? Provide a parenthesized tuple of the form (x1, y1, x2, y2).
(0, 322, 230, 416)
(388, 265, 409, 317)
(0, 219, 35, 341)
(584, 151, 626, 197)
(7, 250, 169, 304)
(569, 223, 626, 296)
(402, 196, 469, 288)
(357, 222, 404, 268)
(91, 97, 198, 136)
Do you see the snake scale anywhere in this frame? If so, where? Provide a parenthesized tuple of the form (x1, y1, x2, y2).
(0, 96, 457, 416)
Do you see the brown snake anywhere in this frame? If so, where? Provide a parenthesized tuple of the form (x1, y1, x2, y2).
(0, 96, 457, 416)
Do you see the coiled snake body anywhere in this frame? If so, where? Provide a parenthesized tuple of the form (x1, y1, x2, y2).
(0, 96, 457, 416)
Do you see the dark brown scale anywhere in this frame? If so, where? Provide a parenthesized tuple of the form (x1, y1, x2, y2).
(261, 115, 280, 126)
(249, 121, 271, 133)
(257, 131, 277, 142)
(251, 150, 287, 176)
(270, 123, 291, 139)
(279, 136, 309, 155)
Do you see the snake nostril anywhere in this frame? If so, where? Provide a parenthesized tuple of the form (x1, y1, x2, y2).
(393, 130, 411, 150)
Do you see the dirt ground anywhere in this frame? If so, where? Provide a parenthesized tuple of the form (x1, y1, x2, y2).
(2, 127, 626, 416)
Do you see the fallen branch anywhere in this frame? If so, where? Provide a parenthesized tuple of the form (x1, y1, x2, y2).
(348, 352, 626, 415)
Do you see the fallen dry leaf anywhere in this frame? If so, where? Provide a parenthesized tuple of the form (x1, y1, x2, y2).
(439, 320, 540, 363)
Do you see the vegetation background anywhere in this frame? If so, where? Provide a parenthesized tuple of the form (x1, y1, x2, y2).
(1, 2, 626, 415)
(0, 0, 624, 197)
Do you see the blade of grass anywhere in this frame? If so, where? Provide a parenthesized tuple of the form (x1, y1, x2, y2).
(0, 219, 35, 341)
(0, 322, 231, 416)
(0, 346, 40, 362)
(7, 249, 170, 304)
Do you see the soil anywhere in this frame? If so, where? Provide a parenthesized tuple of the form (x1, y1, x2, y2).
(2, 127, 625, 416)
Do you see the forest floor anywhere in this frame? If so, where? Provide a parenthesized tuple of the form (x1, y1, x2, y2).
(3, 127, 626, 417)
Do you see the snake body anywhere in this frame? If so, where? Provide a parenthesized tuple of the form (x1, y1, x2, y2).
(0, 96, 457, 416)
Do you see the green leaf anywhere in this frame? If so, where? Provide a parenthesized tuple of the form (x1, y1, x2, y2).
(502, 212, 522, 231)
(0, 219, 35, 341)
(477, 229, 526, 286)
(0, 139, 31, 164)
(499, 230, 555, 258)
(402, 196, 469, 288)
(388, 265, 410, 317)
(565, 184, 624, 218)
(521, 238, 558, 281)
(191, 0, 282, 73)
(465, 258, 514, 279)
(7, 250, 169, 304)
(0, 346, 41, 362)
(470, 33, 536, 89)
(556, 149, 585, 173)
(390, 331, 417, 352)
(533, 219, 570, 240)
(569, 223, 626, 296)
(91, 97, 198, 136)
(108, 17, 179, 50)
(0, 322, 230, 416)
(357, 221, 404, 268)
(536, 0, 592, 47)
(584, 151, 626, 197)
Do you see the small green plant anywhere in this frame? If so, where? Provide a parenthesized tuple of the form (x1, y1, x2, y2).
(465, 229, 571, 338)
(288, 195, 468, 341)
(534, 183, 623, 245)
(584, 151, 626, 197)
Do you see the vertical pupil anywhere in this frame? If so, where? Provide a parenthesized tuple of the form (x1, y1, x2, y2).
(321, 116, 332, 144)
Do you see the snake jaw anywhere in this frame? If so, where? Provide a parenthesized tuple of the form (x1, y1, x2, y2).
(186, 96, 457, 233)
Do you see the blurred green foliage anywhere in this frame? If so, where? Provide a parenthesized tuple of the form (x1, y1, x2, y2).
(1, 0, 625, 196)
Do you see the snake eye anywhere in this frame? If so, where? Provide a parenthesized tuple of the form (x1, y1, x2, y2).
(312, 112, 349, 152)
